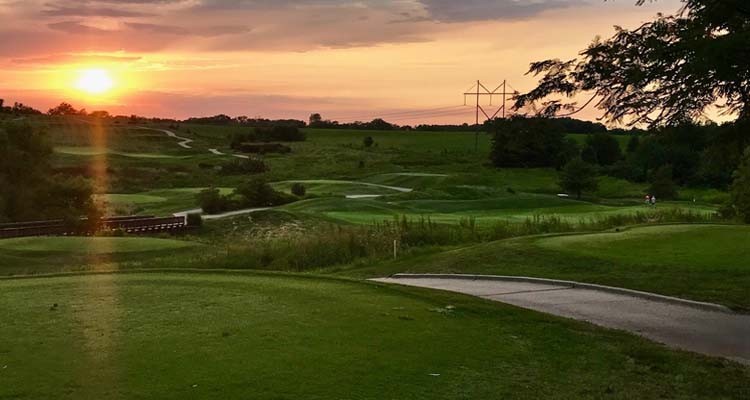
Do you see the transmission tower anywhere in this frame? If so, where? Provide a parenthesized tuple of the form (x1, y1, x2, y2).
(463, 80, 516, 151)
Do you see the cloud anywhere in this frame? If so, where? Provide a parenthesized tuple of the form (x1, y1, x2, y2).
(47, 21, 111, 34)
(1, 0, 592, 58)
(41, 4, 153, 17)
(11, 53, 142, 65)
(420, 0, 581, 22)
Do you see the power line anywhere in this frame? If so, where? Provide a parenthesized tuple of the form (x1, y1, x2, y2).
(329, 105, 465, 122)
(463, 79, 515, 151)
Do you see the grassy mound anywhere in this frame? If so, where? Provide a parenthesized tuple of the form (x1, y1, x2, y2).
(0, 272, 746, 399)
(339, 224, 750, 310)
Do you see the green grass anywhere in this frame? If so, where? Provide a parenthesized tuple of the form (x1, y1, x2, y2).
(0, 236, 200, 276)
(0, 271, 746, 399)
(336, 224, 750, 310)
(55, 146, 182, 159)
(0, 236, 196, 254)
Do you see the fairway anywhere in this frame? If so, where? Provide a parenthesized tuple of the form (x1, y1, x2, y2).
(0, 236, 196, 254)
(55, 146, 181, 159)
(0, 272, 747, 399)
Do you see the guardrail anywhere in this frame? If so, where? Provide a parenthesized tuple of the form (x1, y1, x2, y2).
(0, 215, 187, 239)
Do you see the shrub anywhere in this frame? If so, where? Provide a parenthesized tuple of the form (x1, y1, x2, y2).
(186, 213, 203, 227)
(219, 158, 268, 175)
(236, 143, 291, 154)
(649, 165, 678, 200)
(197, 188, 230, 214)
(363, 136, 374, 148)
(291, 183, 306, 197)
(234, 177, 296, 208)
(559, 158, 598, 199)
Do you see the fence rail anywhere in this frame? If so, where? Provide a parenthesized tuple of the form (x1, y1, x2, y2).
(0, 215, 187, 239)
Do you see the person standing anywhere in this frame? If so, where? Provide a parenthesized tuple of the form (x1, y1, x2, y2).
(650, 195, 656, 207)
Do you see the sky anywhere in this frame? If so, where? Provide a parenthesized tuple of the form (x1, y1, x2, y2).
(0, 0, 686, 124)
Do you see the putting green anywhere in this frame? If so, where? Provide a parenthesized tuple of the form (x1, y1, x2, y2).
(0, 236, 196, 254)
(536, 224, 750, 269)
(0, 272, 746, 399)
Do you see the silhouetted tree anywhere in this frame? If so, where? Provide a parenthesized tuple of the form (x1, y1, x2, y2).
(515, 1, 750, 126)
(649, 165, 678, 199)
(585, 133, 622, 165)
(559, 158, 598, 199)
(729, 148, 750, 222)
(48, 102, 78, 116)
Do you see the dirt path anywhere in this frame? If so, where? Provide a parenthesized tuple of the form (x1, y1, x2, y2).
(373, 275, 750, 365)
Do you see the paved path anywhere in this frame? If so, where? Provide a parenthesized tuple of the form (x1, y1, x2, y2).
(372, 275, 750, 365)
(174, 207, 270, 220)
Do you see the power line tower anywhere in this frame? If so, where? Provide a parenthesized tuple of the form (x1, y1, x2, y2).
(463, 80, 515, 151)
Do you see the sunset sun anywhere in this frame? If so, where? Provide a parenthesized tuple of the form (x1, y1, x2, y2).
(75, 69, 114, 95)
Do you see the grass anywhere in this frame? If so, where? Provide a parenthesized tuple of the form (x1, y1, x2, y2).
(336, 224, 750, 311)
(0, 271, 747, 399)
(55, 146, 182, 159)
(0, 236, 196, 254)
(0, 236, 199, 276)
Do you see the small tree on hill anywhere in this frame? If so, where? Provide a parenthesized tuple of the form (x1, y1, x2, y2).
(729, 149, 750, 223)
(649, 165, 678, 200)
(559, 159, 598, 199)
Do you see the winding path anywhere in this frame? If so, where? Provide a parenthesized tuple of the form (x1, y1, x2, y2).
(373, 274, 750, 365)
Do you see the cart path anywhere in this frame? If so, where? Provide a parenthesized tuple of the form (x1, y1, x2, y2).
(372, 275, 750, 365)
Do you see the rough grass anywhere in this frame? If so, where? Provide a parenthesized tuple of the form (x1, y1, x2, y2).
(0, 272, 747, 399)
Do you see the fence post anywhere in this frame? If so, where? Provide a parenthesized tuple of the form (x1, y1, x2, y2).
(393, 239, 398, 259)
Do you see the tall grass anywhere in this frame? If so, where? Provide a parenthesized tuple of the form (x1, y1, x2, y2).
(210, 208, 719, 272)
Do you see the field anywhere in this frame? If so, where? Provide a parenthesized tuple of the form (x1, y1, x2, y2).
(2, 116, 748, 395)
(1, 272, 747, 399)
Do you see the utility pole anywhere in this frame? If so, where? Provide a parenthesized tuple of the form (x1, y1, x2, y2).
(464, 80, 515, 151)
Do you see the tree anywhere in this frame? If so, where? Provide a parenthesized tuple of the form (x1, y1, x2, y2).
(729, 148, 750, 223)
(581, 145, 598, 165)
(363, 136, 375, 148)
(0, 122, 96, 222)
(309, 113, 322, 126)
(490, 117, 567, 168)
(235, 177, 277, 207)
(196, 188, 228, 214)
(559, 159, 598, 199)
(626, 135, 640, 153)
(649, 165, 678, 199)
(585, 133, 622, 165)
(515, 1, 750, 127)
(48, 102, 78, 116)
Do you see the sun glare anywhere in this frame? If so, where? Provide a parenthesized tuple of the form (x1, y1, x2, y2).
(75, 69, 115, 95)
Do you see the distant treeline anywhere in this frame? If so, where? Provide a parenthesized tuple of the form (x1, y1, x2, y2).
(1, 98, 643, 136)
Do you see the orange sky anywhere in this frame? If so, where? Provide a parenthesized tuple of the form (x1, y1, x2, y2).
(0, 0, 686, 125)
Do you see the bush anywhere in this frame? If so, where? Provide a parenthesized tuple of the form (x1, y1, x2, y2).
(363, 136, 374, 148)
(649, 165, 678, 200)
(219, 158, 268, 175)
(197, 188, 230, 214)
(186, 213, 203, 227)
(236, 143, 291, 154)
(234, 177, 295, 208)
(291, 183, 306, 197)
(559, 158, 598, 199)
